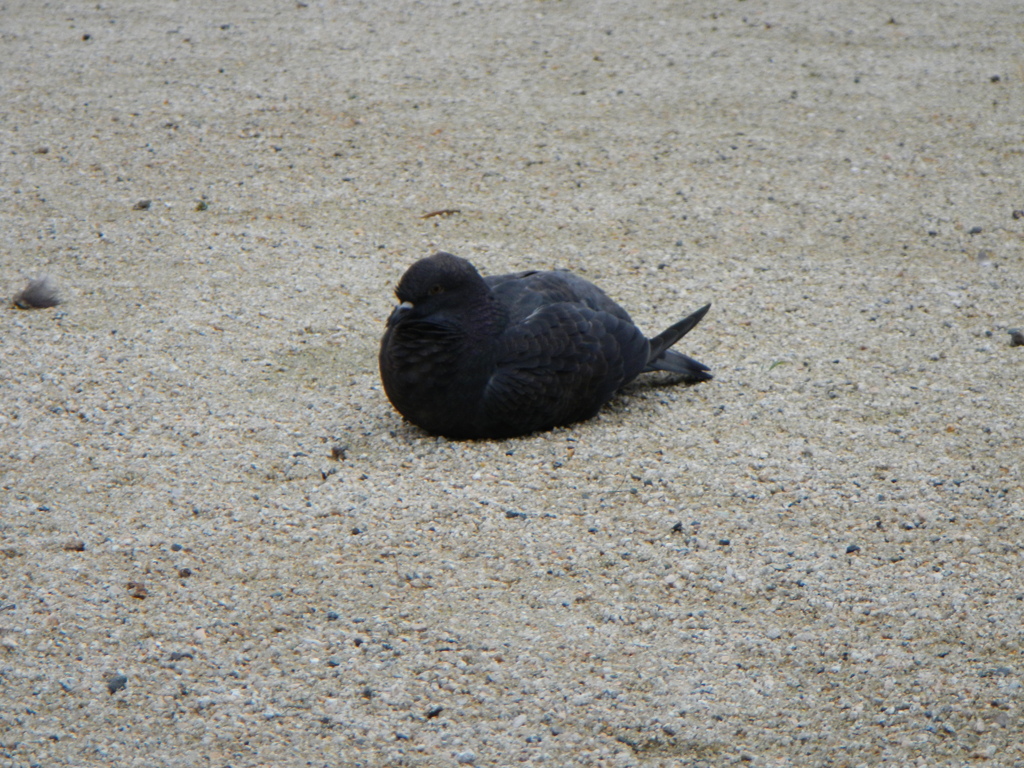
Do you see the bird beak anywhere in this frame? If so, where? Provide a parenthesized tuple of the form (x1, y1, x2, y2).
(387, 300, 415, 328)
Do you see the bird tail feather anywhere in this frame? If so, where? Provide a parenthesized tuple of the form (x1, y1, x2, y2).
(644, 303, 712, 381)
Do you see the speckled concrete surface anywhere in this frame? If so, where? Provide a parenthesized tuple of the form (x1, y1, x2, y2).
(2, 2, 1023, 766)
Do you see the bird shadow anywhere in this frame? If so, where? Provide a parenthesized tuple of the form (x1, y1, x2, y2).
(620, 372, 711, 394)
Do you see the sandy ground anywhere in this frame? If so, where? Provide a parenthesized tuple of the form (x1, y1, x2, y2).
(2, 1, 1023, 766)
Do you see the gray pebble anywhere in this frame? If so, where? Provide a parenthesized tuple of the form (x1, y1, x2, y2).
(12, 276, 60, 309)
(105, 673, 128, 695)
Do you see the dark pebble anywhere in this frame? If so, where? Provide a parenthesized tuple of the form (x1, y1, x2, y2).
(425, 705, 444, 719)
(177, 568, 192, 578)
(170, 543, 182, 551)
(326, 611, 339, 621)
(132, 199, 151, 210)
(718, 538, 730, 546)
(671, 521, 684, 533)
(126, 581, 148, 598)
(505, 510, 527, 519)
(330, 445, 347, 460)
(968, 226, 982, 235)
(169, 651, 193, 661)
(846, 544, 861, 554)
(105, 673, 128, 694)
(1008, 329, 1024, 347)
(12, 276, 61, 309)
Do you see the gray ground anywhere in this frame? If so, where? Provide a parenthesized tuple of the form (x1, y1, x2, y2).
(2, 1, 1022, 766)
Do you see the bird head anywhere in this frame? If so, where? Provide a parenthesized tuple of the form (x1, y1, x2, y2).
(391, 252, 489, 321)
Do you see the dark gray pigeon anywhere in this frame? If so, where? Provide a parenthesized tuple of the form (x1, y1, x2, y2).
(379, 252, 711, 439)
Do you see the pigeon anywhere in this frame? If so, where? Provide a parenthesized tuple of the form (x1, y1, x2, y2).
(379, 252, 711, 439)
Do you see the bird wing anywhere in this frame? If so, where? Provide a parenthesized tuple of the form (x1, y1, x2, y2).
(486, 270, 634, 325)
(479, 303, 649, 435)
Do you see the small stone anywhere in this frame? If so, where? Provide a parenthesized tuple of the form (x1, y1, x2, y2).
(846, 544, 861, 554)
(105, 673, 128, 694)
(132, 199, 151, 210)
(967, 226, 983, 235)
(455, 751, 476, 765)
(980, 666, 1013, 677)
(63, 538, 85, 551)
(1008, 329, 1024, 347)
(126, 581, 148, 599)
(12, 276, 61, 309)
(330, 445, 347, 460)
(195, 200, 208, 211)
(425, 705, 443, 719)
(177, 568, 192, 578)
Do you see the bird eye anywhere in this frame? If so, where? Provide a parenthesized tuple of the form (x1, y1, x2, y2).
(428, 284, 444, 295)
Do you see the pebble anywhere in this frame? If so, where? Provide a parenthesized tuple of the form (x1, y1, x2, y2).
(12, 276, 60, 309)
(105, 673, 128, 695)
